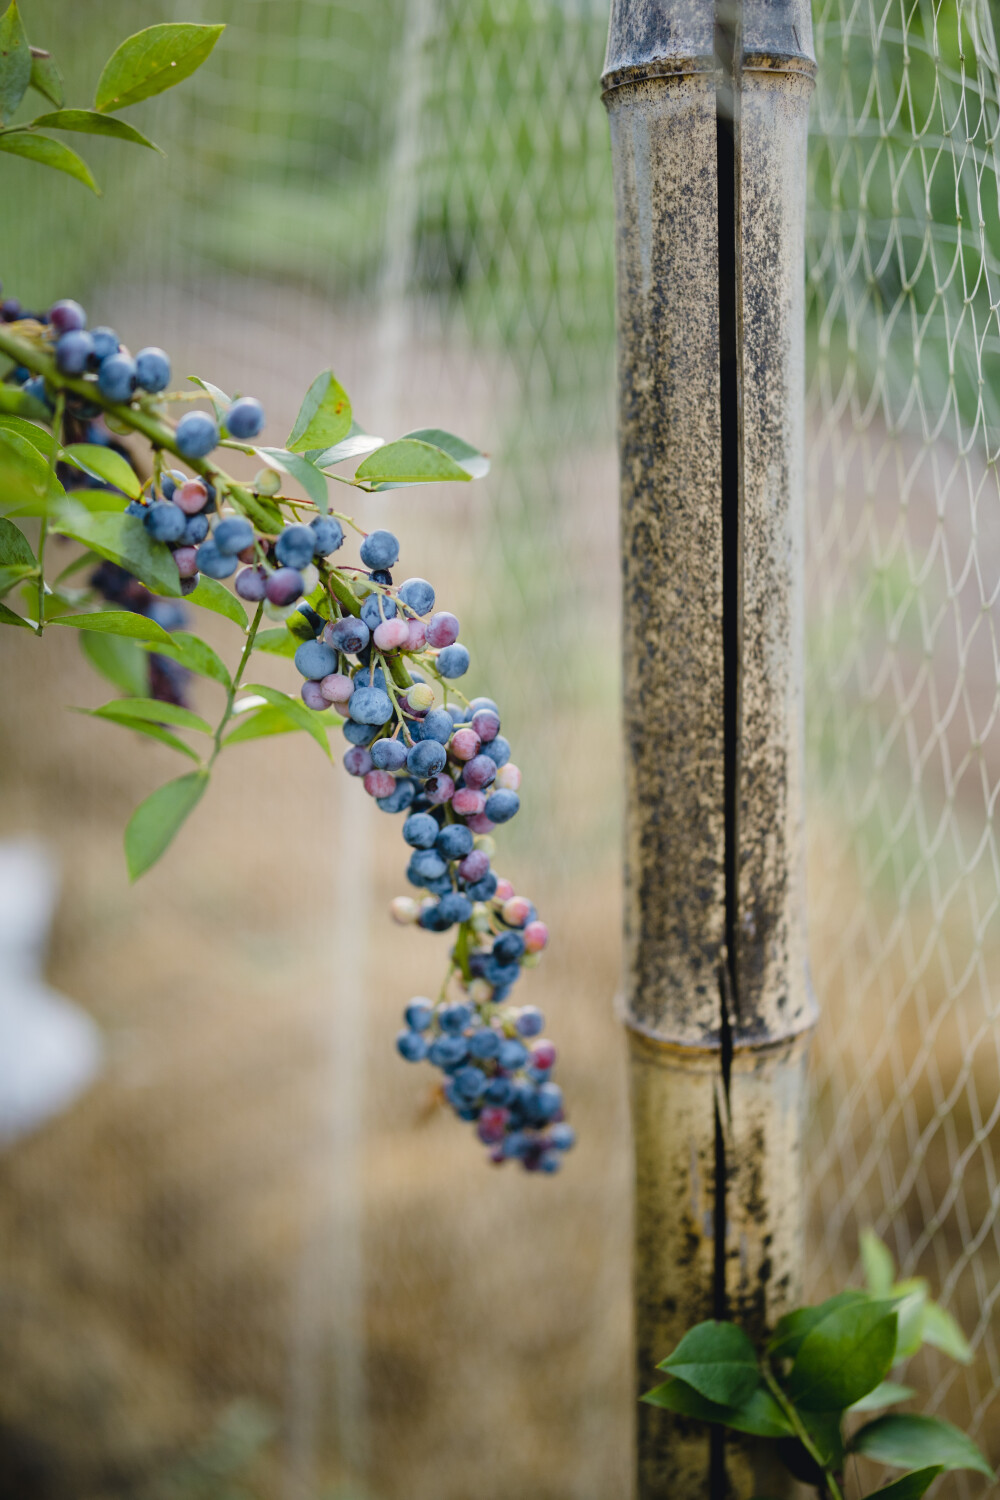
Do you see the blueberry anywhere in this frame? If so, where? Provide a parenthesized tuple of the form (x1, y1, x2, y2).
(348, 685, 393, 725)
(469, 696, 500, 715)
(466, 872, 499, 902)
(439, 1002, 474, 1034)
(417, 708, 454, 745)
(471, 708, 500, 743)
(265, 567, 304, 605)
(498, 1039, 529, 1071)
(407, 739, 447, 777)
(396, 1030, 428, 1062)
(398, 577, 435, 615)
(359, 529, 399, 570)
(550, 1124, 576, 1151)
(310, 515, 344, 556)
(405, 999, 434, 1031)
(516, 1006, 545, 1038)
(125, 500, 146, 518)
(183, 513, 210, 546)
(463, 755, 497, 790)
(436, 824, 473, 861)
(328, 616, 370, 654)
(225, 396, 265, 440)
(446, 703, 468, 724)
(175, 410, 219, 459)
(403, 813, 440, 849)
(213, 516, 255, 555)
(1, 297, 22, 321)
(427, 611, 460, 648)
(428, 1035, 468, 1068)
(360, 592, 397, 630)
(275, 524, 315, 569)
(294, 639, 338, 680)
(343, 745, 373, 776)
(55, 330, 93, 375)
(503, 1131, 533, 1160)
(370, 569, 392, 586)
(23, 376, 52, 409)
(493, 932, 525, 964)
(97, 353, 137, 403)
(376, 778, 416, 814)
(485, 789, 520, 824)
(143, 501, 187, 544)
(343, 718, 377, 746)
(437, 892, 473, 926)
(484, 1076, 515, 1106)
(410, 849, 447, 883)
(195, 539, 237, 578)
(135, 347, 171, 393)
(452, 1065, 486, 1101)
(437, 644, 470, 678)
(90, 327, 119, 362)
(481, 735, 511, 769)
(49, 299, 86, 332)
(370, 737, 408, 771)
(535, 1082, 563, 1119)
(468, 1028, 501, 1060)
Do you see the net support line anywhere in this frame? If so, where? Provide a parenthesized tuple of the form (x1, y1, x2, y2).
(603, 0, 817, 1492)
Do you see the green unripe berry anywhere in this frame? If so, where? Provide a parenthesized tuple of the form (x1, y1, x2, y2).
(255, 466, 281, 496)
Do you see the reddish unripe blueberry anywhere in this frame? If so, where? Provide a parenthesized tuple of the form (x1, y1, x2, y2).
(235, 565, 268, 601)
(406, 619, 427, 650)
(426, 610, 459, 648)
(49, 299, 86, 333)
(238, 545, 256, 564)
(176, 478, 208, 515)
(302, 680, 328, 710)
(466, 813, 495, 835)
(471, 708, 500, 743)
(344, 745, 373, 776)
(523, 920, 549, 953)
(502, 896, 532, 928)
(373, 617, 409, 651)
(266, 566, 304, 605)
(477, 1106, 510, 1145)
(424, 772, 455, 805)
(450, 727, 481, 761)
(463, 754, 497, 790)
(457, 849, 490, 883)
(319, 672, 353, 705)
(531, 1040, 556, 1070)
(172, 545, 199, 579)
(495, 762, 521, 792)
(452, 787, 486, 816)
(364, 768, 397, 799)
(495, 878, 516, 903)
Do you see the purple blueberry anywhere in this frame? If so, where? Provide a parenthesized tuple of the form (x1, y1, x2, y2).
(327, 616, 370, 654)
(463, 755, 497, 790)
(266, 567, 304, 605)
(426, 612, 459, 648)
(49, 299, 86, 332)
(301, 680, 327, 710)
(359, 529, 399, 570)
(344, 745, 373, 776)
(235, 565, 267, 601)
(471, 708, 500, 743)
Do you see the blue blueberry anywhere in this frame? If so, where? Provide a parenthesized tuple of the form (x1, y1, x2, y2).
(125, 500, 146, 518)
(195, 539, 237, 579)
(468, 1028, 501, 1060)
(410, 849, 447, 882)
(143, 501, 186, 544)
(311, 516, 344, 556)
(538, 1151, 562, 1174)
(213, 516, 255, 555)
(481, 735, 511, 769)
(484, 1076, 515, 1106)
(360, 592, 397, 630)
(445, 704, 468, 724)
(55, 330, 93, 376)
(377, 778, 416, 814)
(175, 410, 219, 459)
(515, 1006, 545, 1038)
(424, 874, 454, 897)
(437, 644, 470, 679)
(135, 347, 171, 393)
(370, 738, 408, 772)
(493, 932, 525, 964)
(275, 524, 315, 570)
(23, 376, 52, 409)
(428, 1035, 468, 1069)
(183, 513, 210, 545)
(467, 872, 498, 901)
(343, 718, 377, 746)
(97, 353, 136, 403)
(420, 901, 454, 932)
(403, 813, 440, 849)
(396, 1030, 429, 1062)
(89, 327, 119, 362)
(503, 1131, 533, 1160)
(225, 396, 265, 440)
(485, 790, 520, 824)
(535, 1082, 563, 1119)
(359, 529, 399, 570)
(398, 577, 435, 615)
(452, 1065, 486, 1101)
(405, 999, 434, 1031)
(550, 1124, 576, 1151)
(436, 825, 473, 861)
(439, 1002, 474, 1034)
(437, 892, 472, 926)
(294, 639, 338, 680)
(328, 616, 370, 654)
(498, 1039, 529, 1071)
(349, 685, 393, 725)
(469, 697, 500, 715)
(417, 708, 454, 745)
(407, 739, 447, 778)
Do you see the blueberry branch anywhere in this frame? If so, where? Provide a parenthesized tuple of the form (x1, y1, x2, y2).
(35, 389, 65, 636)
(209, 601, 264, 766)
(762, 1362, 844, 1500)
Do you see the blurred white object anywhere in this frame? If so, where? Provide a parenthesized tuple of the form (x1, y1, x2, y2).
(0, 839, 103, 1146)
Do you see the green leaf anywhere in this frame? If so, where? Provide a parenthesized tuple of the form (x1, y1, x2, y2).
(144, 630, 230, 689)
(786, 1300, 897, 1412)
(921, 1301, 973, 1364)
(0, 130, 99, 192)
(769, 1291, 871, 1361)
(28, 109, 161, 152)
(252, 625, 297, 658)
(866, 1468, 944, 1498)
(61, 443, 141, 498)
(892, 1287, 928, 1360)
(641, 1379, 793, 1439)
(53, 509, 181, 597)
(355, 437, 473, 488)
(124, 771, 209, 880)
(0, 561, 36, 594)
(286, 370, 352, 454)
(255, 446, 328, 511)
(657, 1322, 760, 1408)
(0, 427, 64, 513)
(0, 2, 31, 123)
(90, 697, 212, 734)
(95, 23, 224, 113)
(310, 430, 384, 468)
(241, 684, 330, 758)
(850, 1382, 916, 1414)
(187, 574, 247, 629)
(0, 415, 57, 461)
(28, 48, 64, 107)
(801, 1408, 846, 1466)
(0, 382, 50, 421)
(0, 514, 35, 568)
(223, 704, 301, 746)
(402, 427, 490, 478)
(0, 597, 31, 627)
(81, 709, 200, 762)
(851, 1415, 994, 1477)
(49, 609, 173, 647)
(861, 1232, 895, 1297)
(79, 629, 147, 697)
(187, 375, 231, 421)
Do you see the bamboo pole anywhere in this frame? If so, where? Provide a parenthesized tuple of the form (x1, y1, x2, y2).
(602, 1, 818, 1493)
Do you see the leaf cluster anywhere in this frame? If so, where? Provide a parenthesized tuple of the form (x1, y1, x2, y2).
(643, 1233, 992, 1498)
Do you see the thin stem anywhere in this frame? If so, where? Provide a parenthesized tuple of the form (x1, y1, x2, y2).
(210, 602, 264, 765)
(762, 1364, 845, 1500)
(35, 390, 65, 635)
(454, 922, 472, 983)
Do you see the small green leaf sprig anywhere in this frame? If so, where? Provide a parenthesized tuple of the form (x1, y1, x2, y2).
(0, 5, 224, 194)
(644, 1232, 992, 1497)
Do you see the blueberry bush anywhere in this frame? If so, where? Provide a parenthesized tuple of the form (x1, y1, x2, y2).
(0, 8, 572, 1175)
(646, 1233, 993, 1497)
